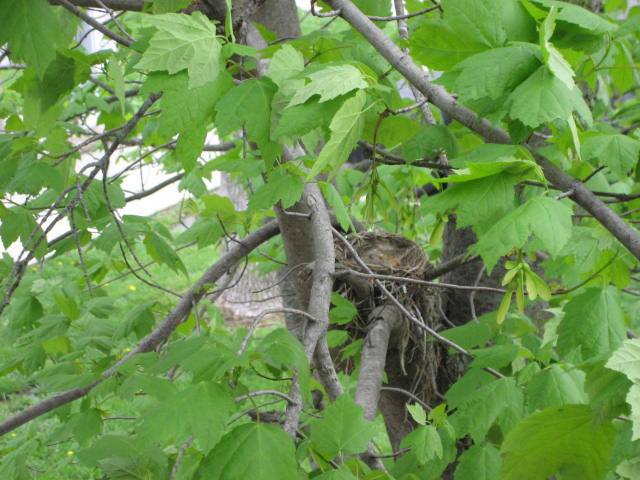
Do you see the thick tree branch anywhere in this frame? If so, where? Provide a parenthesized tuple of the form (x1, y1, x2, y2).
(0, 221, 280, 437)
(301, 184, 336, 357)
(355, 305, 403, 420)
(326, 0, 640, 261)
(280, 182, 339, 436)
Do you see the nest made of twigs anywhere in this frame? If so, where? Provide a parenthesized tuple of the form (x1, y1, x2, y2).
(334, 231, 441, 403)
(335, 231, 430, 277)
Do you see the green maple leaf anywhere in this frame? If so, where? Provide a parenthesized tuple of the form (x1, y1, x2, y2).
(78, 435, 168, 478)
(138, 382, 235, 453)
(584, 361, 632, 421)
(308, 90, 367, 179)
(539, 7, 576, 90)
(530, 0, 616, 34)
(0, 0, 64, 75)
(470, 344, 521, 370)
(273, 97, 342, 141)
(557, 287, 625, 362)
(473, 195, 573, 272)
(196, 423, 299, 479)
(320, 182, 354, 232)
(625, 385, 640, 440)
(215, 78, 280, 161)
(310, 395, 376, 459)
(400, 425, 443, 465)
(454, 444, 501, 480)
(410, 19, 489, 70)
(150, 0, 192, 13)
(314, 468, 357, 480)
(248, 167, 304, 211)
(507, 66, 588, 128)
(424, 174, 516, 233)
(257, 328, 307, 372)
(449, 377, 523, 443)
(582, 133, 640, 180)
(452, 44, 541, 101)
(410, 0, 529, 70)
(605, 340, 640, 437)
(267, 44, 304, 88)
(143, 232, 187, 276)
(445, 0, 508, 48)
(353, 0, 391, 16)
(425, 152, 542, 233)
(501, 405, 616, 480)
(525, 364, 587, 411)
(606, 339, 640, 383)
(288, 65, 368, 107)
(137, 12, 222, 88)
(142, 70, 233, 138)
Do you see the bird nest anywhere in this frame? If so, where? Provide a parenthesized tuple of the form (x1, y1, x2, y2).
(334, 231, 441, 403)
(335, 231, 430, 278)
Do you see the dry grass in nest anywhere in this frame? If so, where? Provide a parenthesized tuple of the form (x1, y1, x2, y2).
(334, 231, 442, 402)
(335, 231, 430, 278)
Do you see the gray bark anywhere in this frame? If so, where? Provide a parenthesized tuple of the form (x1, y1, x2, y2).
(355, 305, 403, 420)
(326, 0, 640, 261)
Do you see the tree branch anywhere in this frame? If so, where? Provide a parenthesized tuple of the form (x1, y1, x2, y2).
(50, 0, 143, 10)
(325, 0, 640, 261)
(0, 221, 280, 437)
(280, 180, 339, 436)
(53, 0, 134, 47)
(0, 94, 161, 317)
(335, 267, 507, 294)
(355, 305, 403, 420)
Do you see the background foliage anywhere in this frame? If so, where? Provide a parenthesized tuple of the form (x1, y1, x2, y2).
(1, 0, 640, 478)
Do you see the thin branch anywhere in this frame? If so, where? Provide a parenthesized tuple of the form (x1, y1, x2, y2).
(50, 0, 144, 8)
(380, 386, 432, 412)
(335, 267, 507, 294)
(93, 0, 135, 42)
(367, 5, 440, 21)
(357, 141, 446, 170)
(234, 390, 296, 404)
(237, 308, 317, 356)
(310, 0, 341, 17)
(393, 0, 438, 125)
(310, 0, 440, 21)
(468, 265, 484, 321)
(0, 221, 280, 436)
(124, 173, 184, 202)
(523, 180, 640, 202)
(53, 0, 134, 47)
(424, 253, 480, 281)
(325, 0, 640, 261)
(0, 94, 160, 317)
(169, 436, 194, 480)
(387, 98, 429, 115)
